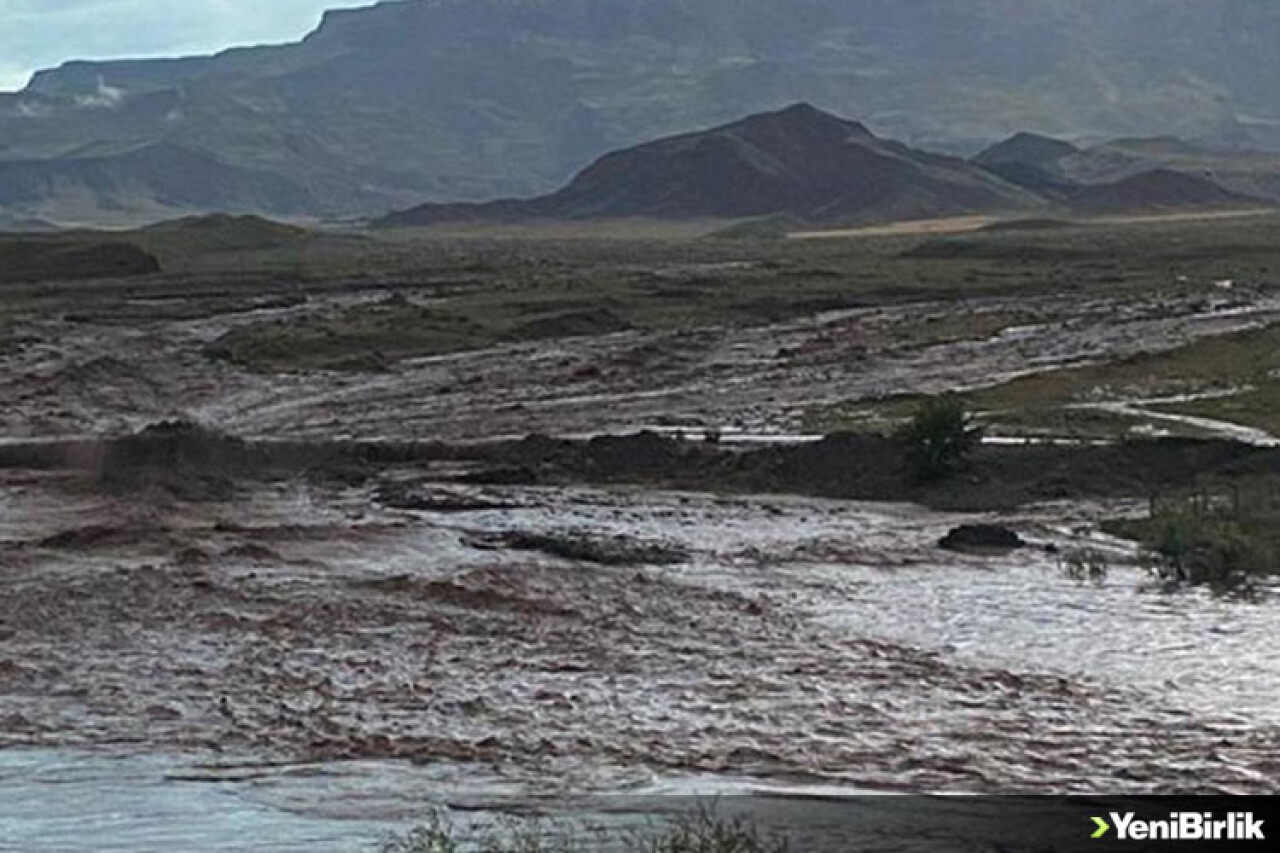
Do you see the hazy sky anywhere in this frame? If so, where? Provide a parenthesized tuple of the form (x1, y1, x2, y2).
(0, 0, 371, 92)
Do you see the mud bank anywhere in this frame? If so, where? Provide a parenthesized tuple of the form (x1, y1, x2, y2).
(7, 423, 1279, 512)
(471, 431, 1280, 511)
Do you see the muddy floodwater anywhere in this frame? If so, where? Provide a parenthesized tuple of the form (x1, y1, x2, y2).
(4, 274, 1280, 850)
(3, 465, 1280, 850)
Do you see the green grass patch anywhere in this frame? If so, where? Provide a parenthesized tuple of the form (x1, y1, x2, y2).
(968, 322, 1280, 411)
(208, 293, 638, 372)
(209, 299, 495, 372)
(1106, 484, 1280, 593)
(1150, 380, 1280, 437)
(811, 317, 1280, 440)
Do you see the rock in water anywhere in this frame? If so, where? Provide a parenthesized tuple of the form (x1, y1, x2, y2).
(939, 524, 1025, 552)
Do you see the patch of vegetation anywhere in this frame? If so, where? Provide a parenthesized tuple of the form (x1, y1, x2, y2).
(967, 321, 1280, 414)
(1106, 486, 1280, 594)
(896, 395, 982, 480)
(0, 237, 160, 284)
(381, 809, 788, 853)
(809, 394, 1210, 441)
(208, 298, 495, 372)
(1061, 547, 1109, 584)
(813, 314, 1280, 442)
(12, 211, 1280, 380)
(1151, 382, 1280, 438)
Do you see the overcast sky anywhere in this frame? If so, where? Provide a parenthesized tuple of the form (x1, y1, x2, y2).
(0, 0, 371, 92)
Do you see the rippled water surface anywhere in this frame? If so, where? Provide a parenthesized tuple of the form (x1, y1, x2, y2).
(3, 477, 1280, 850)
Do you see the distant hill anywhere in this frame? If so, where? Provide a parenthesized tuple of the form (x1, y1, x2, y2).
(5, 0, 1280, 224)
(0, 236, 160, 284)
(141, 214, 311, 252)
(1057, 138, 1280, 204)
(379, 104, 1042, 227)
(974, 133, 1080, 170)
(383, 106, 1272, 228)
(0, 143, 316, 228)
(975, 131, 1280, 207)
(1064, 169, 1264, 215)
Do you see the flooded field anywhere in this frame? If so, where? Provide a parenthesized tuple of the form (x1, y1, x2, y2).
(3, 268, 1280, 444)
(4, 222, 1280, 849)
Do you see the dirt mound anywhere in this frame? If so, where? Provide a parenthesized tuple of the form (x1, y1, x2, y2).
(939, 524, 1025, 553)
(96, 421, 247, 500)
(0, 238, 160, 284)
(90, 421, 444, 498)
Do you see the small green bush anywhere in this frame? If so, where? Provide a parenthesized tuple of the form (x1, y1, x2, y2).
(1140, 508, 1271, 593)
(1107, 487, 1280, 595)
(896, 394, 982, 480)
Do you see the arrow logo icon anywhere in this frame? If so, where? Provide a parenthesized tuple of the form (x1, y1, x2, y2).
(1091, 816, 1111, 839)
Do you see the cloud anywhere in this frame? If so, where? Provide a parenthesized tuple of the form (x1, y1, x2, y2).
(0, 0, 372, 92)
(0, 63, 33, 93)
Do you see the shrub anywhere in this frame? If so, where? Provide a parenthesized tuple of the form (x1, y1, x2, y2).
(1062, 547, 1109, 584)
(896, 394, 982, 480)
(1139, 508, 1270, 593)
(1107, 489, 1280, 595)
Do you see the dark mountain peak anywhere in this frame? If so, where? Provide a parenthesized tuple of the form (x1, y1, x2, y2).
(379, 105, 1040, 227)
(975, 132, 1079, 168)
(744, 102, 866, 131)
(722, 103, 874, 146)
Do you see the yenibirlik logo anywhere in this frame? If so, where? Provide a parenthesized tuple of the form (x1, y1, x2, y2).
(1091, 812, 1265, 842)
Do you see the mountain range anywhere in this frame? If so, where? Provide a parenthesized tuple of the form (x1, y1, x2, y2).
(4, 0, 1280, 226)
(380, 104, 1045, 227)
(381, 105, 1267, 228)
